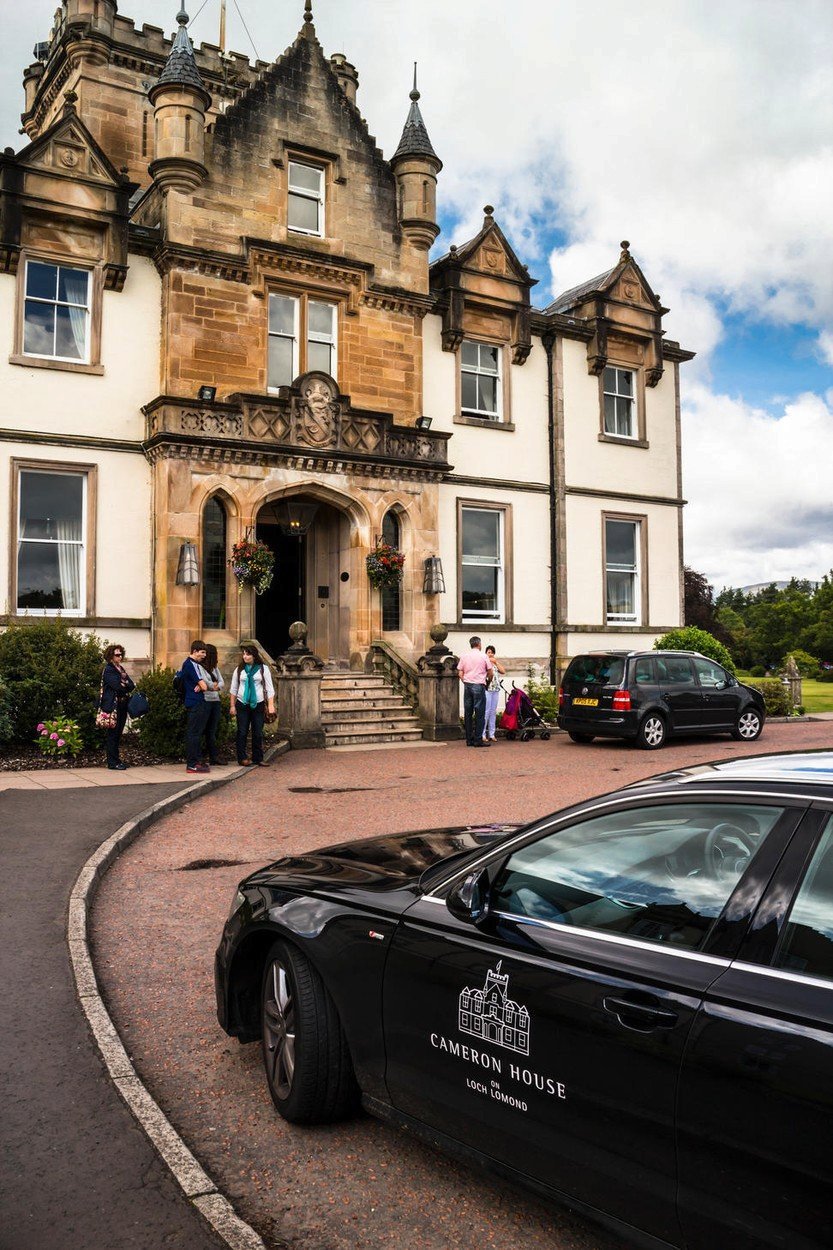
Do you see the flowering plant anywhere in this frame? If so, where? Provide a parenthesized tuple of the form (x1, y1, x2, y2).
(366, 540, 405, 590)
(229, 538, 275, 595)
(36, 716, 83, 759)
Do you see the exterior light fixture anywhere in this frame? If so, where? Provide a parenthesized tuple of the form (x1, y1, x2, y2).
(415, 415, 433, 430)
(197, 384, 217, 403)
(272, 499, 319, 538)
(423, 555, 445, 595)
(175, 541, 200, 585)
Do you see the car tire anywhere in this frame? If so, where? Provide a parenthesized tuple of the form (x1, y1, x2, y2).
(636, 712, 666, 750)
(568, 731, 594, 744)
(732, 707, 764, 741)
(261, 940, 360, 1125)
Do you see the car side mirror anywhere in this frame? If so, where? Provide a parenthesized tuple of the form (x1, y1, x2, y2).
(446, 867, 491, 925)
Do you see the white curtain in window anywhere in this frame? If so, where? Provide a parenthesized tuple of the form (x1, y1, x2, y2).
(62, 269, 89, 360)
(55, 518, 82, 611)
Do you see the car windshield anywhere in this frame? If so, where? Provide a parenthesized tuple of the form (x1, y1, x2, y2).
(565, 656, 625, 685)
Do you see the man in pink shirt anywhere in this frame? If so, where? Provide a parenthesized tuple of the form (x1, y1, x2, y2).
(457, 636, 494, 747)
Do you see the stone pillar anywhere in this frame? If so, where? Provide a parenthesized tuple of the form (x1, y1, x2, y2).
(274, 621, 326, 749)
(783, 655, 802, 710)
(417, 625, 463, 741)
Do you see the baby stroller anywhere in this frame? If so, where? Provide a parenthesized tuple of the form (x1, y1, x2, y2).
(500, 683, 551, 742)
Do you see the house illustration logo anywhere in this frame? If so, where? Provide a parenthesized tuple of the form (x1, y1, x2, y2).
(458, 961, 530, 1055)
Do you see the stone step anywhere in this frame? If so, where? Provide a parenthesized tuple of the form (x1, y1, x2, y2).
(321, 706, 418, 725)
(321, 675, 389, 689)
(325, 727, 425, 747)
(321, 694, 408, 710)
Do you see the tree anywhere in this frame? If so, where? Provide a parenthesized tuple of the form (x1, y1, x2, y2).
(684, 567, 717, 631)
(654, 626, 736, 674)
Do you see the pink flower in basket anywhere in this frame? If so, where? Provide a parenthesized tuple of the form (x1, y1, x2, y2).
(37, 722, 45, 732)
(57, 739, 66, 747)
(40, 729, 48, 736)
(50, 732, 59, 740)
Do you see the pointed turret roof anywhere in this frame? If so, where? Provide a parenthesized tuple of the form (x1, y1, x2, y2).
(154, 3, 209, 98)
(391, 66, 441, 168)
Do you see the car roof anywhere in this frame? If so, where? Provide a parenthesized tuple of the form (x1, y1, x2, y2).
(629, 751, 833, 792)
(567, 650, 706, 659)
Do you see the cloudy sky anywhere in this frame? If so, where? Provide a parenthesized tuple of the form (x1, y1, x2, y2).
(2, 0, 831, 591)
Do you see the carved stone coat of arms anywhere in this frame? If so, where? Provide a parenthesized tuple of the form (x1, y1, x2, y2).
(296, 373, 340, 449)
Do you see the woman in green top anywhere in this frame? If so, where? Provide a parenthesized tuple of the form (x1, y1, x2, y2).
(229, 643, 276, 766)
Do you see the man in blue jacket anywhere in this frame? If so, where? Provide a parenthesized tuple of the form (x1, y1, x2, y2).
(182, 640, 210, 773)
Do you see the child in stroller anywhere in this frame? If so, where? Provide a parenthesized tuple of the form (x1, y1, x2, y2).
(500, 683, 552, 741)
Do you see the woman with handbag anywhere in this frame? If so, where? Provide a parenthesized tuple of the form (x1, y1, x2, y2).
(229, 643, 275, 767)
(98, 643, 135, 770)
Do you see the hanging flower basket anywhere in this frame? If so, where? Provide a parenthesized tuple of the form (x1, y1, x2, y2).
(229, 538, 275, 595)
(366, 540, 405, 590)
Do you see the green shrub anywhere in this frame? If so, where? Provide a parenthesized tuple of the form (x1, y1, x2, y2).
(818, 670, 833, 683)
(0, 619, 103, 745)
(0, 680, 14, 745)
(526, 667, 559, 722)
(749, 665, 767, 678)
(133, 666, 232, 759)
(781, 649, 821, 679)
(653, 626, 736, 674)
(745, 677, 791, 717)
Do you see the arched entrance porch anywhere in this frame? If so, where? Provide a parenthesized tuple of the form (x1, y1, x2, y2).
(255, 492, 359, 664)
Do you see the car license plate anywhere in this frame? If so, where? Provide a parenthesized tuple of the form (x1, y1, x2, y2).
(572, 697, 599, 707)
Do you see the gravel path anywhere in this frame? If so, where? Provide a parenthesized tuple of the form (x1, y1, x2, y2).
(92, 724, 832, 1250)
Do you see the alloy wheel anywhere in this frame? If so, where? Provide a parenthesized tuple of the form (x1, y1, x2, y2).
(737, 711, 762, 740)
(262, 959, 296, 1099)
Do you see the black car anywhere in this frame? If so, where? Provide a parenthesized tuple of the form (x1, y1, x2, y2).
(216, 751, 833, 1250)
(557, 649, 766, 749)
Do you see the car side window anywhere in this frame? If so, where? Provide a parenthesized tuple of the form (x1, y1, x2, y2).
(633, 657, 655, 685)
(656, 656, 696, 686)
(694, 658, 727, 688)
(773, 815, 833, 981)
(491, 803, 785, 951)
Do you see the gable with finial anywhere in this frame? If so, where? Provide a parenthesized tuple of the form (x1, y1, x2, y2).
(0, 95, 134, 287)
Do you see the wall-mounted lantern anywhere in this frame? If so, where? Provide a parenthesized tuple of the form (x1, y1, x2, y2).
(197, 384, 216, 403)
(175, 541, 200, 585)
(423, 555, 445, 595)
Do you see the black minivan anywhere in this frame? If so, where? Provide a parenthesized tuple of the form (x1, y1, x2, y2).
(557, 650, 766, 749)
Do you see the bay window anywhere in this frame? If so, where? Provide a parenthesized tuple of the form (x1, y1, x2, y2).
(16, 466, 88, 615)
(602, 366, 636, 439)
(605, 516, 642, 624)
(461, 505, 505, 622)
(23, 260, 91, 363)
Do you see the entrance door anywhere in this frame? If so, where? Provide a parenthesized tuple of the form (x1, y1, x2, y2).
(255, 521, 305, 658)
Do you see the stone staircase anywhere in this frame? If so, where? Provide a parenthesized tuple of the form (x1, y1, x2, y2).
(320, 671, 423, 747)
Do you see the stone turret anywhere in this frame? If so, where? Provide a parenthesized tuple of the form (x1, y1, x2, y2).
(63, 0, 117, 67)
(329, 53, 359, 104)
(390, 67, 442, 251)
(148, 3, 211, 193)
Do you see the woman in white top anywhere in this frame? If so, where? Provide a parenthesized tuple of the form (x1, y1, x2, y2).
(229, 642, 276, 766)
(199, 643, 226, 765)
(483, 645, 506, 743)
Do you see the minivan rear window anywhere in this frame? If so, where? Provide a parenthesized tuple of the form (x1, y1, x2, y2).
(564, 656, 625, 685)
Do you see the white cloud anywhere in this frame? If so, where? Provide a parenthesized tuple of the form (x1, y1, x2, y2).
(819, 331, 833, 368)
(682, 384, 833, 589)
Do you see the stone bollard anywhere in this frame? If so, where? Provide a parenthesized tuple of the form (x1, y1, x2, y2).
(783, 654, 802, 710)
(417, 624, 464, 741)
(274, 621, 326, 749)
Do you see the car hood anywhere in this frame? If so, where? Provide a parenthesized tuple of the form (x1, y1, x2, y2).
(242, 823, 519, 894)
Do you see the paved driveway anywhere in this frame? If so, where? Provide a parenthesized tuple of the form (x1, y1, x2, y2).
(92, 724, 832, 1250)
(0, 783, 227, 1250)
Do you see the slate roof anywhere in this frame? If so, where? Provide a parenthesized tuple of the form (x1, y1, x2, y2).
(391, 90, 441, 166)
(544, 268, 617, 314)
(155, 8, 208, 95)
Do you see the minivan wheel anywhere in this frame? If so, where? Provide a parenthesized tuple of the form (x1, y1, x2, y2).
(568, 731, 594, 744)
(732, 708, 763, 741)
(636, 713, 666, 750)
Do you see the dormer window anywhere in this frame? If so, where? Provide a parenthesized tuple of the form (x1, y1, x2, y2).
(603, 366, 635, 438)
(460, 340, 502, 421)
(288, 161, 325, 237)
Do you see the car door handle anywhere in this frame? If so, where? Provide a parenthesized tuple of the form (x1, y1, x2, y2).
(603, 995, 678, 1030)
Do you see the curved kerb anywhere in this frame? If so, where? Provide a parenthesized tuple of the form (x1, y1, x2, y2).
(67, 747, 289, 1250)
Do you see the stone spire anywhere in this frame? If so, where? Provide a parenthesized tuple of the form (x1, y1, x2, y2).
(301, 0, 316, 39)
(148, 2, 211, 193)
(155, 3, 209, 99)
(391, 65, 441, 166)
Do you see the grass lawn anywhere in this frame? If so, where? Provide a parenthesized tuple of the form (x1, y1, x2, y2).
(797, 679, 833, 714)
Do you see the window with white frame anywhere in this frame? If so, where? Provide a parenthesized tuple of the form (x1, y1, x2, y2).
(287, 161, 325, 236)
(16, 468, 86, 614)
(23, 260, 91, 363)
(461, 506, 504, 621)
(268, 293, 337, 389)
(605, 517, 640, 624)
(460, 340, 502, 420)
(603, 366, 635, 438)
